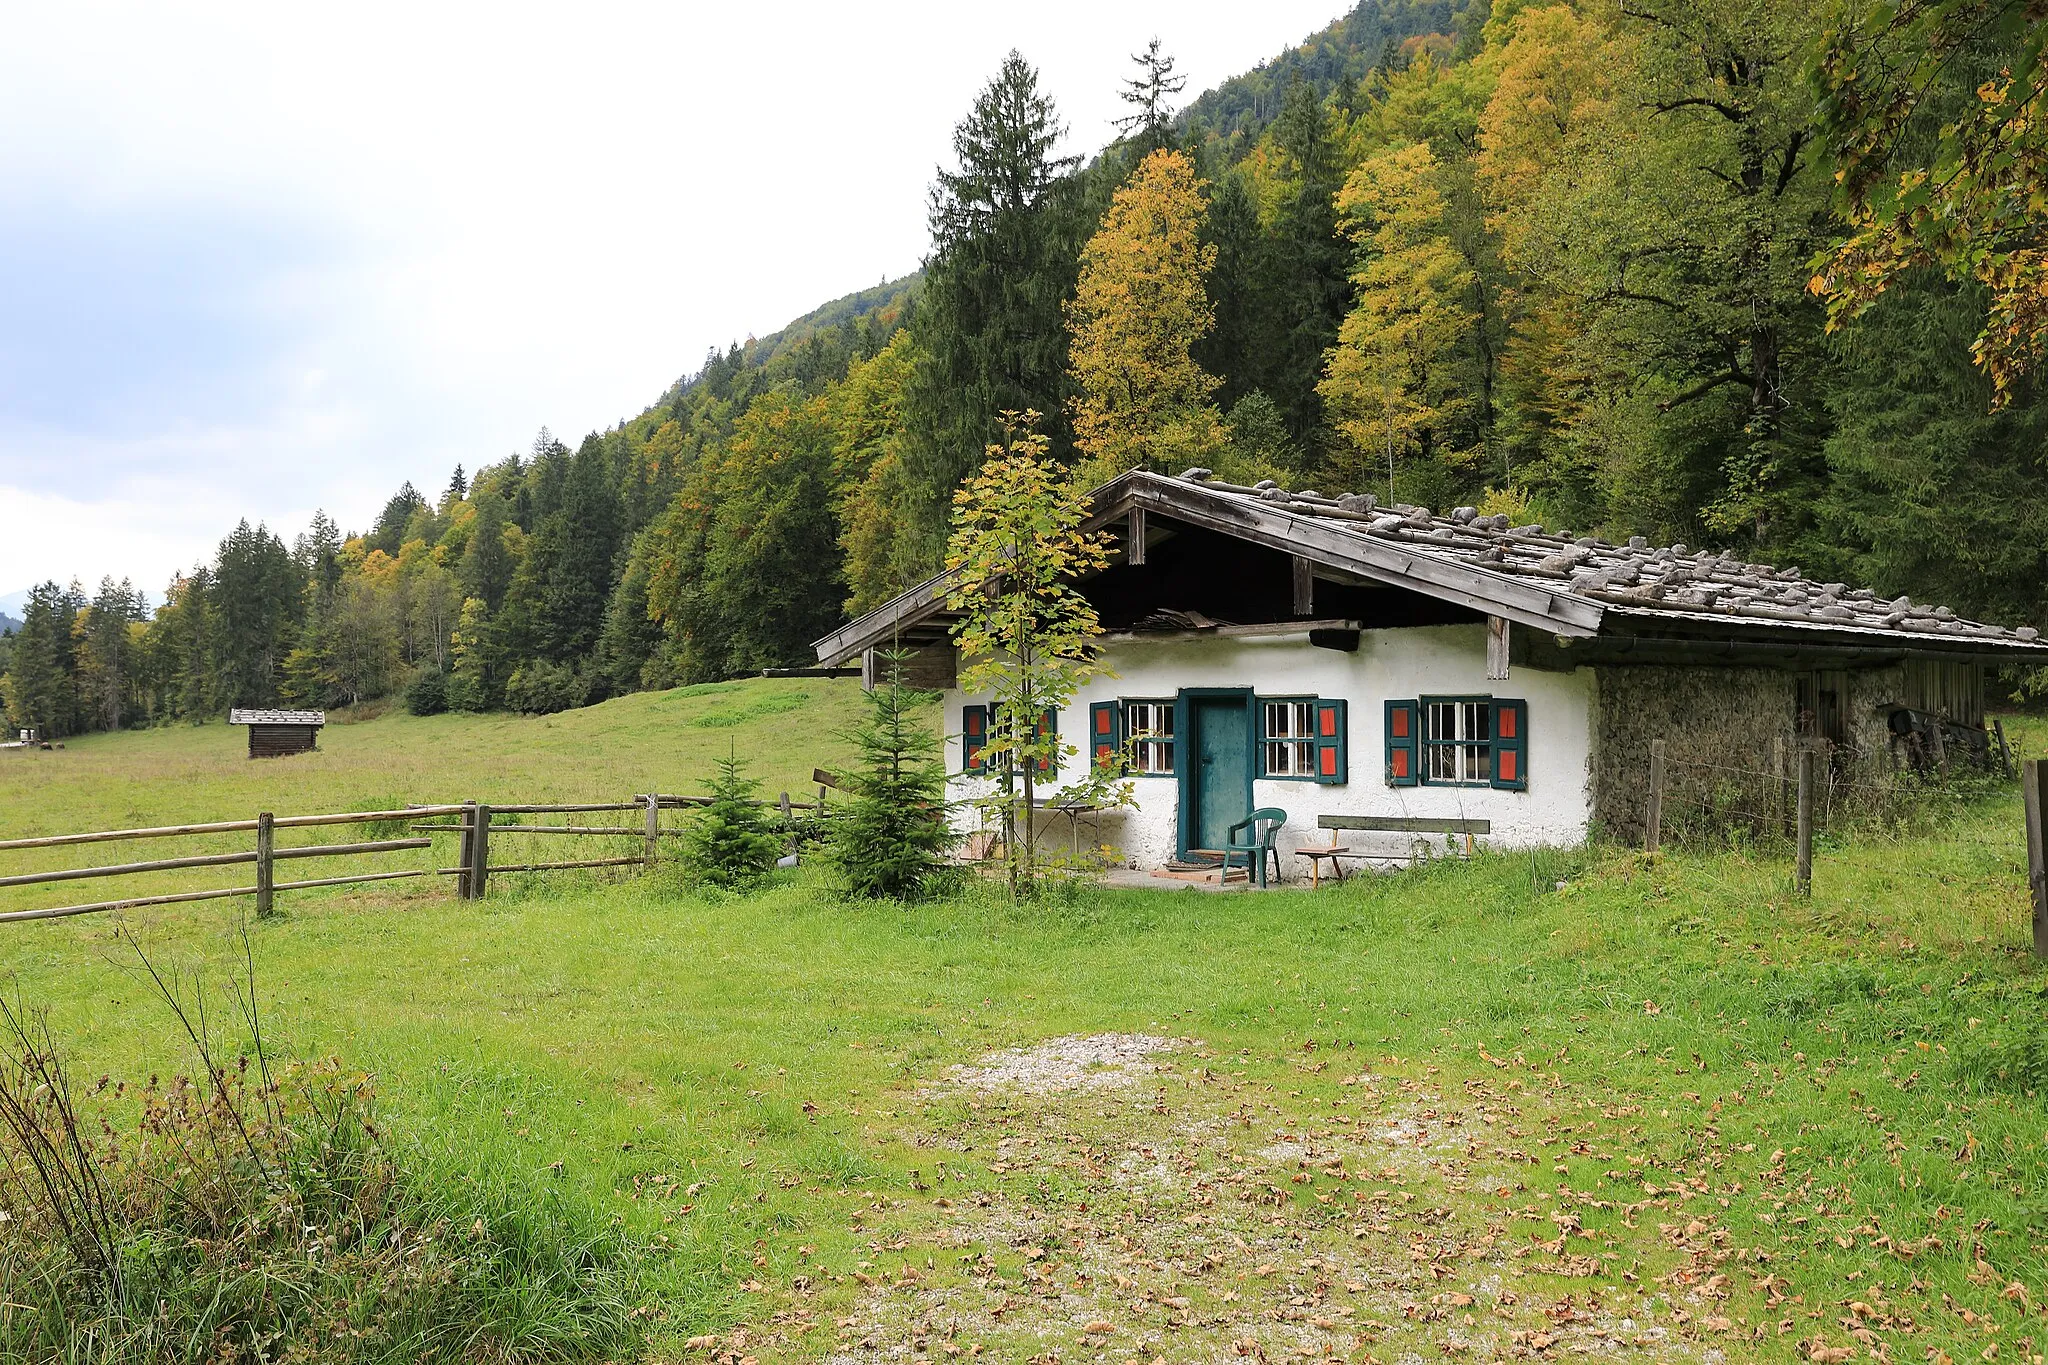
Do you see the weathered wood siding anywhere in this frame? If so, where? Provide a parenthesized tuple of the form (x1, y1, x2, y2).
(247, 724, 320, 759)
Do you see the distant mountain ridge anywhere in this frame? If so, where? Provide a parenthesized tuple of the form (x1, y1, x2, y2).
(0, 612, 19, 636)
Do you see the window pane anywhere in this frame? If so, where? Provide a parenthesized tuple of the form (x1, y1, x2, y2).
(1126, 701, 1174, 774)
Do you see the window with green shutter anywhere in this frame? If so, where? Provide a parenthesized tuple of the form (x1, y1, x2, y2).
(1384, 696, 1529, 790)
(1258, 696, 1348, 783)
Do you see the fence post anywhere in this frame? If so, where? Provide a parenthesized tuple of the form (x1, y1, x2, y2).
(255, 811, 275, 918)
(457, 801, 477, 899)
(2023, 758, 2046, 958)
(1645, 739, 1666, 855)
(643, 793, 659, 870)
(1795, 745, 1816, 898)
(470, 804, 492, 900)
(1770, 735, 1787, 833)
(779, 791, 793, 821)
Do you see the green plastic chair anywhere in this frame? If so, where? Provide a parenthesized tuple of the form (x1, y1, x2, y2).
(1222, 807, 1287, 888)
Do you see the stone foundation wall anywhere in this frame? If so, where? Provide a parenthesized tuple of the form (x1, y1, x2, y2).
(1591, 665, 1797, 845)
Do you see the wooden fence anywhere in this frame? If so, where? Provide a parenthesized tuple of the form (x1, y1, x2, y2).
(0, 779, 839, 926)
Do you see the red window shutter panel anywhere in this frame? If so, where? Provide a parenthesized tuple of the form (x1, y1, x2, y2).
(1489, 699, 1528, 791)
(1385, 700, 1419, 787)
(1314, 699, 1347, 785)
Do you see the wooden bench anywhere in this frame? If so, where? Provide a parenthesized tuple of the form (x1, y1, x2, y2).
(1306, 815, 1494, 874)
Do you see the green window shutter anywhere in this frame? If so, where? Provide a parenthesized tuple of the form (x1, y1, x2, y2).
(1313, 699, 1348, 785)
(1490, 699, 1528, 790)
(1035, 707, 1058, 777)
(1089, 700, 1121, 773)
(962, 704, 988, 774)
(1385, 699, 1419, 787)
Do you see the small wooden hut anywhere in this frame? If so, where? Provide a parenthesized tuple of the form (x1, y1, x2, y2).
(228, 708, 325, 759)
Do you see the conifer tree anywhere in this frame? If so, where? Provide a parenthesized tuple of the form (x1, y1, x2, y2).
(681, 746, 784, 889)
(459, 491, 515, 612)
(902, 52, 1084, 562)
(1114, 39, 1188, 157)
(1068, 149, 1229, 483)
(824, 652, 953, 900)
(1, 582, 78, 738)
(1249, 78, 1352, 455)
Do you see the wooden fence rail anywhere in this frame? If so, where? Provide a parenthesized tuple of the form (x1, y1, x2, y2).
(1, 785, 837, 925)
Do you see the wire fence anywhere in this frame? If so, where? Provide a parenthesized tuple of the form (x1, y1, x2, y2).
(1645, 740, 2046, 954)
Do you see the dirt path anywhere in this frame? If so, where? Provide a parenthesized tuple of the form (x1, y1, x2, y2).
(681, 1034, 1778, 1364)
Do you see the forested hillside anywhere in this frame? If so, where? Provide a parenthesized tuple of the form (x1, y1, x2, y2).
(6, 0, 2045, 740)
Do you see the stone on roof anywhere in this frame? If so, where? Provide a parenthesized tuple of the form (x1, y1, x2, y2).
(1172, 470, 2040, 645)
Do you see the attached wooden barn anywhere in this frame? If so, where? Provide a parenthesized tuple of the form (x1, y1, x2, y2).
(228, 709, 325, 759)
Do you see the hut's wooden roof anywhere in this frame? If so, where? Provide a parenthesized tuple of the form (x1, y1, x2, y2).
(228, 709, 326, 726)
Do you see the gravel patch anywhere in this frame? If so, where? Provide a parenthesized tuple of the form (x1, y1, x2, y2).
(942, 1033, 1193, 1095)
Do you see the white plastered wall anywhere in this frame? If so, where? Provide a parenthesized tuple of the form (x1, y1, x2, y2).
(941, 623, 1596, 873)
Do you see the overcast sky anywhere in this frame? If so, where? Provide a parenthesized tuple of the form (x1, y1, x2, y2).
(0, 1, 1345, 604)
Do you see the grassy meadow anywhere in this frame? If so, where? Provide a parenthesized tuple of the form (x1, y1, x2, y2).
(0, 677, 872, 916)
(0, 691, 2044, 1362)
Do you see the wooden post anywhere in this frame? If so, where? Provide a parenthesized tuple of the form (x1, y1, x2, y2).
(643, 793, 660, 870)
(1795, 746, 1816, 897)
(1769, 735, 1787, 833)
(2023, 759, 2046, 958)
(1128, 507, 1147, 566)
(470, 803, 492, 900)
(1645, 739, 1665, 856)
(1292, 556, 1314, 617)
(778, 791, 794, 820)
(1929, 720, 1949, 773)
(1486, 616, 1510, 681)
(457, 801, 477, 899)
(254, 811, 275, 918)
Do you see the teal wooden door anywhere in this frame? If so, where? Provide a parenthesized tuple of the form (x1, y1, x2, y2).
(1186, 693, 1253, 853)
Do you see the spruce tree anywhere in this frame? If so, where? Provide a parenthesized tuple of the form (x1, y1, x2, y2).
(1, 582, 77, 738)
(1114, 39, 1188, 157)
(459, 491, 515, 612)
(902, 51, 1085, 563)
(1249, 77, 1352, 457)
(824, 654, 953, 900)
(681, 747, 784, 889)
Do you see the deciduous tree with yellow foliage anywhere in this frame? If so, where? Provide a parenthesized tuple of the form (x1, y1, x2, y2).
(1318, 142, 1477, 497)
(1067, 149, 1228, 484)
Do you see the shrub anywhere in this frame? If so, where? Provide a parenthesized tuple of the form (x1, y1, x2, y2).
(681, 749, 784, 888)
(404, 666, 449, 716)
(504, 660, 585, 715)
(824, 654, 954, 899)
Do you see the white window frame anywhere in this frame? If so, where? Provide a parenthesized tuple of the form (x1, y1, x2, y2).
(1422, 697, 1493, 785)
(1124, 699, 1175, 775)
(1261, 698, 1317, 779)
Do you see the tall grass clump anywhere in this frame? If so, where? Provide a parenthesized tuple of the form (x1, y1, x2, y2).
(0, 940, 643, 1364)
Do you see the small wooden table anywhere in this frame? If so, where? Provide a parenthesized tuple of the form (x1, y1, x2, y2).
(1294, 844, 1355, 888)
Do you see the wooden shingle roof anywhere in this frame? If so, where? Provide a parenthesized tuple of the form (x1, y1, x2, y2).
(814, 469, 2048, 665)
(1172, 469, 2043, 647)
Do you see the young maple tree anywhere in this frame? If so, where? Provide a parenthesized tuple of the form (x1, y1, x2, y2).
(945, 414, 1115, 897)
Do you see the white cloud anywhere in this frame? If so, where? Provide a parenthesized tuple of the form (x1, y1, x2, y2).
(0, 1, 1345, 591)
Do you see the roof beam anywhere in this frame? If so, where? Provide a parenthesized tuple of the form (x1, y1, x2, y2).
(1107, 476, 1603, 638)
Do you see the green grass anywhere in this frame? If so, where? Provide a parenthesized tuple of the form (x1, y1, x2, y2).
(0, 679, 873, 916)
(0, 697, 2043, 1361)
